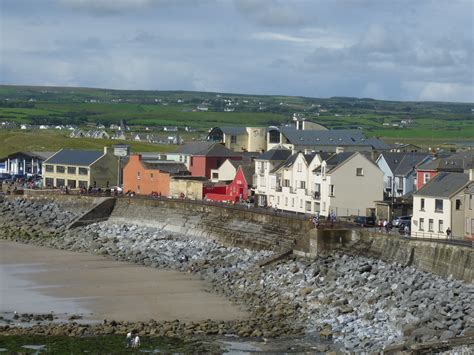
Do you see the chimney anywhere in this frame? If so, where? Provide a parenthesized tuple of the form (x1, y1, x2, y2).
(470, 168, 474, 181)
(336, 146, 345, 154)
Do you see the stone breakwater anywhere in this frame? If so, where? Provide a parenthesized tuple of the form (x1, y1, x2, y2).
(1, 197, 473, 353)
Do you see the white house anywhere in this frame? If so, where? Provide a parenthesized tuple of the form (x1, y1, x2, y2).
(313, 152, 384, 217)
(376, 152, 431, 198)
(210, 159, 241, 182)
(254, 147, 292, 207)
(412, 171, 473, 239)
(267, 151, 330, 214)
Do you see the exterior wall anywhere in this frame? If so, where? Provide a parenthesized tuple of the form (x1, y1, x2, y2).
(246, 127, 267, 152)
(166, 153, 190, 169)
(122, 155, 170, 196)
(43, 164, 91, 188)
(223, 132, 248, 151)
(89, 152, 119, 189)
(190, 156, 241, 179)
(205, 168, 250, 202)
(412, 196, 451, 238)
(210, 159, 237, 182)
(169, 179, 204, 199)
(416, 169, 437, 190)
(464, 190, 474, 240)
(451, 191, 465, 238)
(316, 154, 383, 217)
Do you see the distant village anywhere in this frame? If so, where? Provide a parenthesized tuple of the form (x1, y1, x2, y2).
(1, 115, 473, 242)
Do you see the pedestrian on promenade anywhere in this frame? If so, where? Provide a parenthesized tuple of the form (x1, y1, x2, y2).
(126, 332, 133, 348)
(446, 227, 452, 240)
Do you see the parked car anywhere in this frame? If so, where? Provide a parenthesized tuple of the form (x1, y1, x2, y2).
(354, 216, 376, 227)
(392, 216, 412, 228)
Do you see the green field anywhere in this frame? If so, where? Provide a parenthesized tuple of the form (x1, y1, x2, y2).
(1, 85, 473, 149)
(0, 130, 176, 158)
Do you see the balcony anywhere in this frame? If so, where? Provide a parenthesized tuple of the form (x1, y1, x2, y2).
(313, 192, 321, 200)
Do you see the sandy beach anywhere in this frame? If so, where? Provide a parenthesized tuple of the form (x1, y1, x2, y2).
(0, 241, 247, 322)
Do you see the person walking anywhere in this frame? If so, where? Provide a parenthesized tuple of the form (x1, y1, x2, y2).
(446, 227, 452, 240)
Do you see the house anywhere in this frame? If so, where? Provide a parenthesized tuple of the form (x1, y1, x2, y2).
(112, 131, 127, 140)
(416, 151, 474, 190)
(122, 155, 188, 196)
(254, 146, 293, 207)
(205, 165, 254, 202)
(376, 152, 431, 198)
(163, 126, 178, 132)
(70, 129, 85, 138)
(207, 126, 267, 152)
(266, 127, 390, 152)
(390, 143, 422, 153)
(174, 142, 242, 178)
(312, 152, 384, 217)
(169, 176, 211, 200)
(210, 159, 241, 182)
(265, 151, 330, 214)
(0, 151, 54, 175)
(412, 171, 474, 240)
(42, 147, 118, 189)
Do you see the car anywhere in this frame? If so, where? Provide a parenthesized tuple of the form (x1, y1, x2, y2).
(354, 216, 376, 227)
(392, 216, 412, 227)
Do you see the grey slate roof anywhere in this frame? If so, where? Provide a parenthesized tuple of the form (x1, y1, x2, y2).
(381, 152, 430, 176)
(313, 152, 356, 173)
(278, 127, 390, 150)
(142, 161, 188, 174)
(221, 127, 247, 135)
(45, 149, 104, 166)
(1, 151, 55, 161)
(176, 142, 238, 157)
(257, 148, 292, 161)
(417, 151, 474, 172)
(415, 172, 469, 198)
(238, 165, 255, 185)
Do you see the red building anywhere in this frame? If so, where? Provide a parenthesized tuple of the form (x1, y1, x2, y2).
(177, 142, 242, 178)
(205, 165, 254, 202)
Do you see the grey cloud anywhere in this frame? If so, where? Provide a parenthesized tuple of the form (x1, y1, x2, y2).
(233, 0, 315, 27)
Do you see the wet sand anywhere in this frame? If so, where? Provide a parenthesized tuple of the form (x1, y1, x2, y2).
(0, 241, 247, 322)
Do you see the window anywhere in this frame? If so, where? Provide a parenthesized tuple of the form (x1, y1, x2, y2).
(291, 198, 295, 207)
(300, 181, 306, 189)
(137, 171, 141, 179)
(419, 218, 424, 231)
(297, 163, 302, 172)
(283, 179, 290, 187)
(329, 184, 335, 197)
(45, 177, 54, 187)
(79, 180, 88, 188)
(438, 220, 444, 233)
(67, 166, 76, 174)
(423, 173, 430, 184)
(455, 199, 461, 210)
(56, 165, 65, 173)
(56, 178, 65, 187)
(428, 219, 434, 232)
(397, 177, 404, 190)
(45, 165, 54, 173)
(190, 157, 193, 167)
(79, 167, 88, 175)
(137, 185, 140, 193)
(269, 129, 280, 144)
(420, 198, 425, 211)
(230, 135, 237, 144)
(435, 199, 443, 212)
(67, 180, 76, 188)
(285, 197, 288, 206)
(212, 172, 218, 179)
(356, 168, 364, 176)
(300, 199, 303, 208)
(387, 176, 392, 188)
(277, 196, 280, 204)
(305, 201, 311, 211)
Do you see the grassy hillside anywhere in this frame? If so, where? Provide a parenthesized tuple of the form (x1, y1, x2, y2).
(1, 85, 473, 143)
(0, 130, 177, 158)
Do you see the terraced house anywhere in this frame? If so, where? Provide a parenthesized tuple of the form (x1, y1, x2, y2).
(43, 147, 118, 189)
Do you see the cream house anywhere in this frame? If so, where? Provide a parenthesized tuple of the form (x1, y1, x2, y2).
(207, 127, 266, 152)
(312, 152, 384, 217)
(210, 159, 241, 182)
(43, 147, 118, 189)
(412, 171, 473, 239)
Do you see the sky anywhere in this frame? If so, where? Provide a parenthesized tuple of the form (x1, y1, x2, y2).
(1, 0, 473, 102)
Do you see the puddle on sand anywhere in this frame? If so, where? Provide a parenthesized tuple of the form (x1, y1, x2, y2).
(0, 264, 91, 316)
